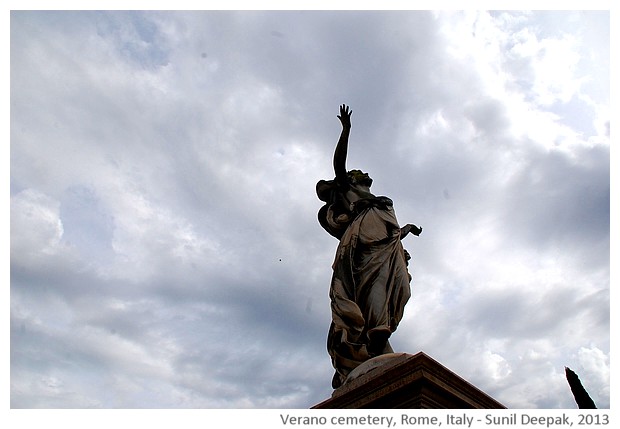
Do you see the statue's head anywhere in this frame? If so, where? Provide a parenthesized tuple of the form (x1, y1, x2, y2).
(347, 169, 373, 187)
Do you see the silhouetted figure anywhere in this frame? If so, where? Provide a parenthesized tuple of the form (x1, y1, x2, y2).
(317, 105, 421, 388)
(565, 367, 597, 409)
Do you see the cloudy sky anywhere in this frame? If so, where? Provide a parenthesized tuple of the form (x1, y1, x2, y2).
(9, 9, 610, 409)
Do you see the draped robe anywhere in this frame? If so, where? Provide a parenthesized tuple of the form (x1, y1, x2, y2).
(317, 180, 411, 388)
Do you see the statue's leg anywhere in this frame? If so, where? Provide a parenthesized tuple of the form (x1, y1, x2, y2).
(366, 326, 392, 356)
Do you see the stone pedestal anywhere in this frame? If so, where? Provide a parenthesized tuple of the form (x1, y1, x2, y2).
(312, 352, 506, 409)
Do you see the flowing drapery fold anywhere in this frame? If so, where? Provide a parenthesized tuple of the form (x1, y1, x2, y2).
(318, 180, 411, 388)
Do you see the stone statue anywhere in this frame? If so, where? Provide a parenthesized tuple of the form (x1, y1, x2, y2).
(317, 104, 422, 388)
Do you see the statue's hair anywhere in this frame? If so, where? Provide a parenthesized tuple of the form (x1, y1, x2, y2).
(347, 169, 372, 186)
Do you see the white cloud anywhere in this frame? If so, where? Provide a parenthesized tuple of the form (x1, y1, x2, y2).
(10, 10, 609, 409)
(11, 189, 68, 261)
(577, 346, 610, 404)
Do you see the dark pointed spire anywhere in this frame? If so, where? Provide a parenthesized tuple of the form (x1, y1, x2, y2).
(565, 367, 597, 409)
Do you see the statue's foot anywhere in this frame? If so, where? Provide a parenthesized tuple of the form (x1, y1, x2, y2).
(332, 369, 352, 389)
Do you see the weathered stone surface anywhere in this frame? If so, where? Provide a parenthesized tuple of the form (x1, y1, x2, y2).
(317, 105, 422, 388)
(312, 352, 506, 409)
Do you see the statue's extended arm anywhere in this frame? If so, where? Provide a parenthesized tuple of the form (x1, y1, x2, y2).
(333, 104, 352, 185)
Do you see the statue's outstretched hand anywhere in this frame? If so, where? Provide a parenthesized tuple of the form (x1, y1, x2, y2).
(401, 224, 422, 239)
(337, 104, 352, 128)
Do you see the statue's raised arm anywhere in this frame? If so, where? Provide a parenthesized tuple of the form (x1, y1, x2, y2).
(316, 104, 422, 389)
(333, 104, 352, 186)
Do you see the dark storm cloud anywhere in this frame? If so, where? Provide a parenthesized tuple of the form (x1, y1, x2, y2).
(501, 144, 610, 252)
(10, 10, 610, 410)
